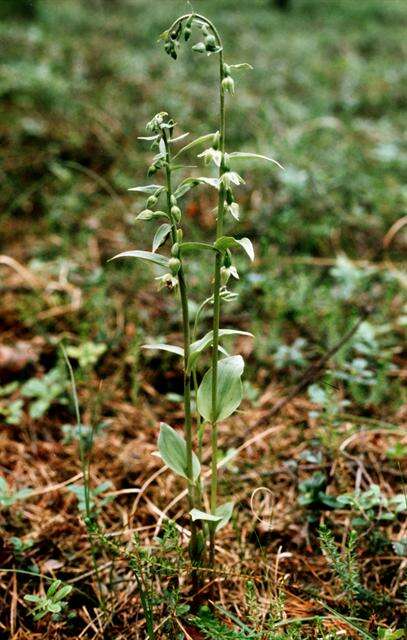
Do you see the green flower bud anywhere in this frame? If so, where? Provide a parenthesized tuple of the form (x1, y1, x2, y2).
(223, 63, 231, 76)
(212, 130, 220, 150)
(136, 209, 154, 221)
(184, 27, 191, 41)
(192, 42, 206, 54)
(176, 228, 183, 243)
(170, 194, 177, 206)
(147, 164, 158, 176)
(171, 205, 182, 223)
(220, 266, 230, 286)
(171, 243, 180, 257)
(222, 75, 235, 95)
(147, 195, 158, 208)
(169, 257, 181, 276)
(205, 34, 217, 52)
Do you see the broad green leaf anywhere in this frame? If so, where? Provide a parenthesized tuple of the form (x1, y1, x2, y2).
(215, 236, 255, 261)
(214, 501, 234, 530)
(128, 184, 164, 194)
(109, 250, 169, 268)
(173, 132, 217, 159)
(197, 355, 244, 423)
(157, 423, 200, 481)
(188, 329, 253, 373)
(190, 508, 222, 523)
(228, 151, 284, 171)
(141, 343, 184, 357)
(152, 223, 172, 252)
(180, 241, 219, 256)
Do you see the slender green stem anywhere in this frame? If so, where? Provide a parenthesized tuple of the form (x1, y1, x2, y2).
(162, 129, 199, 566)
(209, 43, 227, 570)
(62, 347, 106, 611)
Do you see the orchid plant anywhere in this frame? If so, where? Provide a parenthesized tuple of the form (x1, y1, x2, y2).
(110, 12, 282, 575)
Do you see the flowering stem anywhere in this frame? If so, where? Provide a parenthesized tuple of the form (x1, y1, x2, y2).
(164, 12, 227, 570)
(209, 35, 226, 572)
(162, 130, 200, 568)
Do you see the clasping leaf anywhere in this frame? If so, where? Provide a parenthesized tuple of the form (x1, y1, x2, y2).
(215, 236, 255, 261)
(197, 355, 244, 423)
(188, 329, 253, 373)
(157, 423, 201, 481)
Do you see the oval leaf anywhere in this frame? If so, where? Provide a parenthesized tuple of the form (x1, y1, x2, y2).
(109, 250, 169, 268)
(197, 355, 244, 423)
(152, 223, 172, 252)
(157, 423, 200, 481)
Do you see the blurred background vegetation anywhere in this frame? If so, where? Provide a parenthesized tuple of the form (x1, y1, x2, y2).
(1, 0, 406, 412)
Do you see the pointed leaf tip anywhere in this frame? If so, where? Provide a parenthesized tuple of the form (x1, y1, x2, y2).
(108, 250, 169, 268)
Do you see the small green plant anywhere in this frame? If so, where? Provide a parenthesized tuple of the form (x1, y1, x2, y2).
(21, 366, 67, 419)
(318, 524, 364, 613)
(0, 476, 31, 508)
(109, 11, 282, 578)
(336, 484, 406, 527)
(298, 471, 340, 516)
(61, 420, 107, 450)
(0, 382, 23, 425)
(66, 341, 106, 369)
(24, 579, 73, 621)
(67, 480, 113, 516)
(377, 628, 405, 639)
(10, 536, 34, 560)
